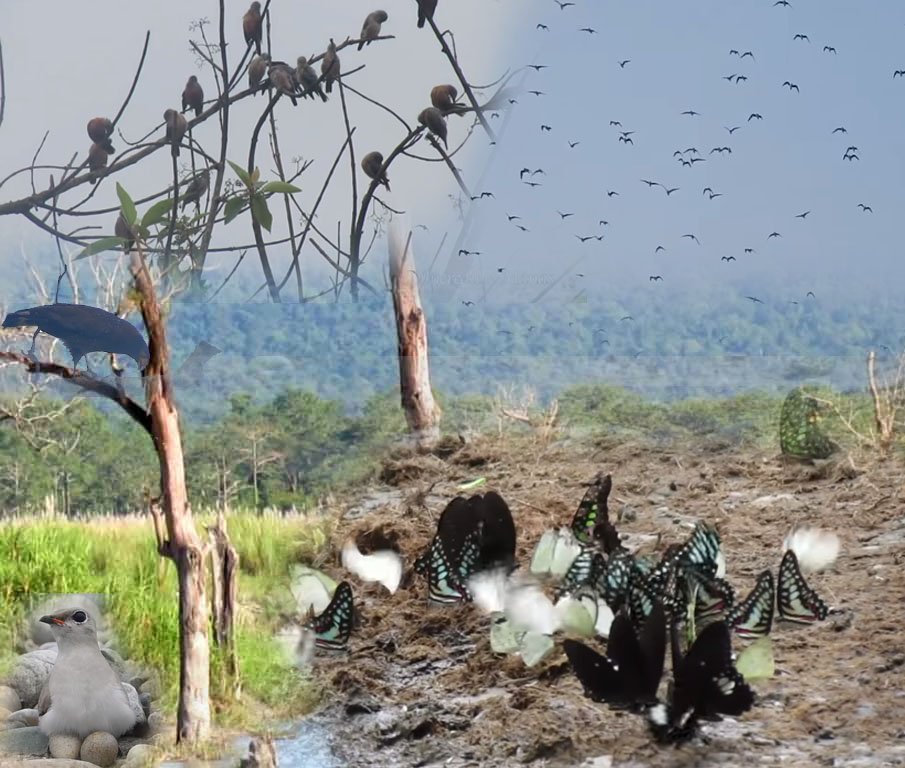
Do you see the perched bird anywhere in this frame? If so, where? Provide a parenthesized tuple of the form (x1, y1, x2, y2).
(86, 117, 115, 154)
(181, 169, 211, 210)
(361, 151, 390, 190)
(321, 39, 341, 93)
(87, 143, 109, 173)
(418, 107, 448, 148)
(114, 213, 136, 252)
(37, 609, 137, 738)
(296, 57, 327, 102)
(164, 109, 188, 156)
(416, 0, 437, 28)
(2, 303, 150, 373)
(182, 75, 204, 118)
(431, 84, 468, 116)
(268, 61, 299, 106)
(248, 53, 270, 91)
(243, 1, 263, 55)
(359, 10, 388, 50)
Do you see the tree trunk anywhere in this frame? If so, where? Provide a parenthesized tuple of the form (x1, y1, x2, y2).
(130, 251, 211, 743)
(208, 512, 240, 697)
(388, 223, 441, 449)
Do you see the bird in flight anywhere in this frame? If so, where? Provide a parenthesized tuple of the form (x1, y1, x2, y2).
(681, 109, 701, 117)
(557, 211, 574, 219)
(507, 214, 521, 221)
(744, 248, 755, 254)
(725, 126, 741, 134)
(458, 249, 482, 256)
(768, 231, 782, 239)
(576, 235, 602, 243)
(895, 70, 905, 78)
(774, 0, 790, 5)
(609, 120, 622, 127)
(664, 186, 680, 196)
(655, 245, 666, 253)
(832, 126, 847, 134)
(607, 190, 619, 197)
(741, 51, 755, 59)
(649, 275, 663, 282)
(682, 233, 700, 244)
(579, 27, 597, 34)
(795, 210, 810, 219)
(641, 179, 659, 187)
(723, 74, 738, 82)
(823, 45, 837, 54)
(721, 256, 736, 262)
(568, 140, 580, 148)
(857, 203, 872, 213)
(793, 33, 810, 42)
(708, 191, 723, 200)
(748, 113, 763, 121)
(710, 146, 732, 154)
(618, 59, 631, 68)
(536, 23, 548, 30)
(540, 124, 552, 132)
(618, 135, 634, 144)
(598, 220, 609, 227)
(554, 0, 575, 8)
(462, 300, 474, 307)
(782, 81, 800, 92)
(746, 296, 763, 304)
(806, 291, 816, 299)
(523, 181, 542, 187)
(620, 315, 634, 322)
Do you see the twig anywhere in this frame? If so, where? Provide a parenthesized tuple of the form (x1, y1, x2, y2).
(0, 39, 5, 129)
(247, 92, 282, 301)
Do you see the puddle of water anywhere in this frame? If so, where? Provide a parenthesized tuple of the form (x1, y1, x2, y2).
(276, 720, 340, 768)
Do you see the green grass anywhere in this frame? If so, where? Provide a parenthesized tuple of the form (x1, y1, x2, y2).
(0, 511, 329, 722)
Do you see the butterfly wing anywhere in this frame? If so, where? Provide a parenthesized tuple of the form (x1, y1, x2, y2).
(557, 547, 596, 597)
(571, 474, 621, 552)
(426, 537, 471, 604)
(678, 522, 723, 579)
(637, 603, 667, 702)
(726, 570, 775, 640)
(474, 491, 517, 571)
(595, 550, 633, 610)
(563, 638, 624, 703)
(311, 581, 355, 650)
(685, 567, 735, 627)
(777, 550, 829, 623)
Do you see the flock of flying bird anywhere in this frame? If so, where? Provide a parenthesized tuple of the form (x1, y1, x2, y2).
(302, 472, 840, 747)
(452, 0, 899, 337)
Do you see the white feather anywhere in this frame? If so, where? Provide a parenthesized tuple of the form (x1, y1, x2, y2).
(782, 524, 840, 573)
(594, 598, 615, 637)
(341, 540, 403, 593)
(468, 568, 509, 614)
(504, 582, 560, 635)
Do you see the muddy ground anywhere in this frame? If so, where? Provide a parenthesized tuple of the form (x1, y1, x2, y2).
(301, 434, 905, 767)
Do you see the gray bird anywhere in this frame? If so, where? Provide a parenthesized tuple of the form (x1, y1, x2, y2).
(114, 213, 136, 252)
(417, 0, 437, 28)
(182, 75, 204, 118)
(268, 61, 299, 106)
(164, 109, 187, 157)
(418, 106, 448, 149)
(361, 151, 390, 190)
(359, 10, 388, 50)
(430, 84, 468, 116)
(37, 608, 137, 738)
(296, 57, 327, 102)
(248, 53, 270, 91)
(181, 169, 211, 210)
(321, 39, 340, 93)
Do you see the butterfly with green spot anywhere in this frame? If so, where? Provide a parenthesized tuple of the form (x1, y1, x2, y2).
(570, 473, 622, 552)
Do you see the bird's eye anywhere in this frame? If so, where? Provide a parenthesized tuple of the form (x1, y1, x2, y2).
(72, 610, 87, 623)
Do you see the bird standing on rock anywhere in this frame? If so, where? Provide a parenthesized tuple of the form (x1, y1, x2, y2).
(296, 57, 327, 102)
(36, 608, 137, 739)
(361, 151, 390, 190)
(321, 39, 340, 93)
(243, 1, 263, 55)
(359, 10, 388, 49)
(431, 84, 468, 116)
(164, 109, 187, 156)
(182, 75, 204, 118)
(86, 118, 115, 154)
(418, 107, 448, 148)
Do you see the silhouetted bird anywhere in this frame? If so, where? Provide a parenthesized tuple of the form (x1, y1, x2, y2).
(88, 143, 109, 173)
(296, 57, 327, 102)
(361, 151, 390, 190)
(417, 0, 437, 28)
(243, 2, 263, 54)
(86, 118, 115, 154)
(2, 304, 150, 374)
(431, 84, 468, 116)
(249, 54, 270, 91)
(418, 107, 448, 148)
(164, 109, 187, 157)
(182, 76, 204, 118)
(321, 39, 340, 93)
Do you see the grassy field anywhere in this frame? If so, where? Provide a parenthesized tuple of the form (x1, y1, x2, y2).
(0, 511, 332, 727)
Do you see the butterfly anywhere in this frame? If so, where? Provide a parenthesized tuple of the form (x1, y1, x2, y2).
(308, 581, 355, 651)
(593, 550, 633, 610)
(564, 603, 666, 710)
(677, 521, 724, 579)
(684, 567, 736, 627)
(471, 491, 517, 572)
(570, 473, 622, 552)
(556, 547, 599, 597)
(777, 549, 829, 623)
(726, 570, 775, 640)
(647, 620, 755, 744)
(529, 528, 584, 578)
(425, 532, 477, 604)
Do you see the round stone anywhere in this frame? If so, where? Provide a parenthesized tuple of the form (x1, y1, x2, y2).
(79, 731, 119, 767)
(49, 733, 82, 759)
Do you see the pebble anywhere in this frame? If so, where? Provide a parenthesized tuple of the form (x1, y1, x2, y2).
(0, 684, 22, 712)
(80, 730, 119, 767)
(50, 733, 83, 759)
(124, 743, 157, 767)
(7, 708, 40, 727)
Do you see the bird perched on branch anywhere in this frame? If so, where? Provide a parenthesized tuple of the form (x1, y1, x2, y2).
(248, 53, 270, 92)
(37, 608, 138, 739)
(268, 61, 300, 106)
(431, 84, 468, 116)
(87, 143, 109, 173)
(181, 169, 211, 210)
(361, 151, 390, 191)
(86, 117, 115, 154)
(243, 1, 263, 55)
(182, 75, 204, 118)
(296, 57, 327, 102)
(164, 109, 187, 157)
(114, 213, 136, 252)
(321, 39, 340, 93)
(417, 0, 437, 28)
(418, 106, 448, 148)
(359, 10, 388, 49)
(2, 303, 150, 374)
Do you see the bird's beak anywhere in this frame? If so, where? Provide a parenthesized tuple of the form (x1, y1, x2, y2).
(39, 615, 65, 626)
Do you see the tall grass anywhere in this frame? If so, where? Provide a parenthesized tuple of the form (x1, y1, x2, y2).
(0, 512, 330, 721)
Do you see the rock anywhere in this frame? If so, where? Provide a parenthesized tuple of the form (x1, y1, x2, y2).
(120, 684, 146, 732)
(0, 724, 50, 755)
(8, 648, 57, 708)
(146, 711, 166, 734)
(124, 743, 156, 767)
(138, 678, 160, 701)
(0, 707, 10, 722)
(0, 685, 22, 712)
(0, 761, 100, 768)
(49, 733, 83, 759)
(138, 693, 152, 718)
(7, 709, 40, 727)
(79, 731, 119, 767)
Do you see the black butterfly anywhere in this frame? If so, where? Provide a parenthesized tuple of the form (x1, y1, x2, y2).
(594, 550, 634, 610)
(726, 570, 775, 640)
(684, 567, 736, 627)
(570, 473, 621, 552)
(309, 581, 355, 650)
(471, 491, 517, 571)
(556, 547, 599, 597)
(777, 550, 829, 623)
(414, 496, 479, 575)
(424, 533, 476, 604)
(564, 603, 666, 710)
(647, 620, 755, 744)
(628, 557, 682, 628)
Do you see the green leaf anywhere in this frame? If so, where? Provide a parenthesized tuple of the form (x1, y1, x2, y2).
(75, 237, 127, 260)
(736, 636, 775, 681)
(224, 197, 247, 225)
(261, 181, 302, 195)
(456, 477, 486, 491)
(116, 183, 138, 227)
(228, 160, 252, 188)
(251, 194, 273, 232)
(141, 199, 174, 229)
